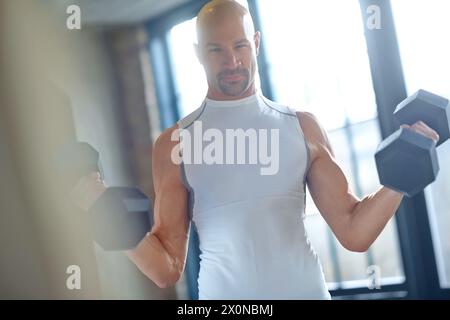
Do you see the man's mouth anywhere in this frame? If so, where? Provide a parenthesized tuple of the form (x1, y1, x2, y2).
(220, 74, 243, 82)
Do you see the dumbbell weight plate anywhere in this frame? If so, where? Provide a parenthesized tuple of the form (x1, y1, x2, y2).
(90, 186, 153, 251)
(394, 89, 450, 147)
(375, 127, 439, 197)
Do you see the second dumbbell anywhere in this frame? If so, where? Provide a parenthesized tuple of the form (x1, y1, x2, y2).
(375, 89, 450, 197)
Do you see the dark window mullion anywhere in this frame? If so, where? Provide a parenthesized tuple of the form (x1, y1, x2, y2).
(148, 35, 179, 129)
(247, 0, 274, 100)
(358, 0, 441, 299)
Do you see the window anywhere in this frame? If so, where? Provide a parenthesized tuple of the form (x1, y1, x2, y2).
(169, 17, 208, 117)
(257, 0, 405, 288)
(391, 0, 450, 288)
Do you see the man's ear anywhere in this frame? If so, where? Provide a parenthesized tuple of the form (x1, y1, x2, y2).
(194, 43, 203, 65)
(254, 31, 261, 56)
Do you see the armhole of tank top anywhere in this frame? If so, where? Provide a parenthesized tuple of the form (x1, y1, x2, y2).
(263, 97, 311, 191)
(289, 108, 311, 188)
(176, 121, 190, 191)
(179, 158, 194, 222)
(178, 101, 207, 130)
(176, 103, 206, 223)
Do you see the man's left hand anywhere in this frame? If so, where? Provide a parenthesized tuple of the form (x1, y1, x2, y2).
(401, 121, 440, 144)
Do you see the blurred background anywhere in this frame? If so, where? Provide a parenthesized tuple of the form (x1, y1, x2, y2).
(0, 0, 449, 299)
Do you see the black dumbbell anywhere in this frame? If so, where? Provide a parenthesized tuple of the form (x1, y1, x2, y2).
(375, 89, 450, 197)
(54, 141, 153, 251)
(90, 186, 152, 251)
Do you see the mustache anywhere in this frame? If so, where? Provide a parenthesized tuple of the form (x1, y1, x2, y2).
(218, 68, 248, 78)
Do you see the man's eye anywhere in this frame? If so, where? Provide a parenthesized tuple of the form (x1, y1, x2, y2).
(209, 48, 221, 52)
(236, 44, 247, 49)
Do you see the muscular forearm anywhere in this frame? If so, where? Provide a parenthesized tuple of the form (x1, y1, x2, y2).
(347, 187, 403, 252)
(126, 232, 181, 288)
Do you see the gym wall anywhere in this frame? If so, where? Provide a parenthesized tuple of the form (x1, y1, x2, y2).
(0, 0, 175, 299)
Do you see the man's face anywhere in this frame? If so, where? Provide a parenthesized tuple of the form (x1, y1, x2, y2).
(196, 13, 260, 100)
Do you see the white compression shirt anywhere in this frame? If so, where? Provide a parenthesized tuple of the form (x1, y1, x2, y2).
(177, 91, 331, 300)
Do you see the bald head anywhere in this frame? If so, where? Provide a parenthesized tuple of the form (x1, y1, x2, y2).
(194, 0, 260, 100)
(196, 0, 255, 45)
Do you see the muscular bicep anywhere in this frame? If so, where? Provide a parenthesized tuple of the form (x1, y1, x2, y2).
(298, 112, 359, 239)
(151, 126, 190, 269)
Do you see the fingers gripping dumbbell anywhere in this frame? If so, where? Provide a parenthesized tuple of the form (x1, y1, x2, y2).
(54, 142, 153, 251)
(375, 89, 450, 197)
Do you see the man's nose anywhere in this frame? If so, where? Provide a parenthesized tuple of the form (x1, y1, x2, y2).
(222, 48, 241, 68)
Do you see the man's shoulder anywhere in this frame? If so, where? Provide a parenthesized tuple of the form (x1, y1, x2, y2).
(153, 125, 179, 162)
(177, 102, 207, 129)
(155, 99, 207, 144)
(260, 95, 298, 116)
(260, 97, 324, 138)
(153, 101, 207, 163)
(295, 111, 332, 160)
(295, 111, 321, 127)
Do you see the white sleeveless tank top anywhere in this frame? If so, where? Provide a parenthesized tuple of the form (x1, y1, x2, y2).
(177, 92, 330, 300)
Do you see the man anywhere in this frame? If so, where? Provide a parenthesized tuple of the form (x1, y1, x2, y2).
(72, 0, 439, 299)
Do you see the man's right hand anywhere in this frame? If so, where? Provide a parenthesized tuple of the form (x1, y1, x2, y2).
(69, 172, 107, 211)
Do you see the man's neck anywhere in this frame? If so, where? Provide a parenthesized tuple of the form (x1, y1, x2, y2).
(206, 86, 257, 101)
